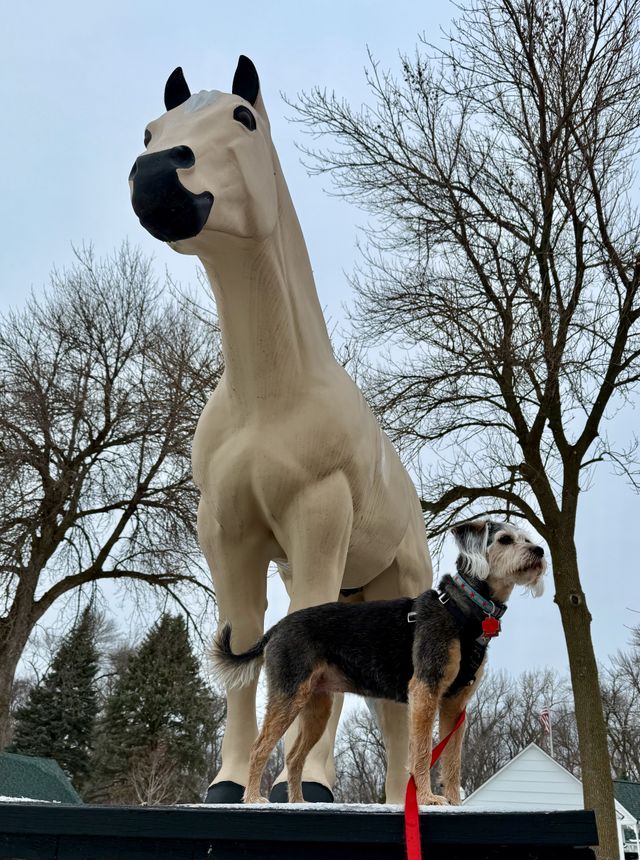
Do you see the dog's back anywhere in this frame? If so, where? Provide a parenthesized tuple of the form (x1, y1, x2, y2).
(264, 597, 417, 703)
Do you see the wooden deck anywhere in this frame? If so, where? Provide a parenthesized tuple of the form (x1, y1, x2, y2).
(0, 801, 598, 859)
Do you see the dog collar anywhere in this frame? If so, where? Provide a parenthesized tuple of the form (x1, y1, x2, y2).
(435, 574, 507, 642)
(450, 572, 508, 619)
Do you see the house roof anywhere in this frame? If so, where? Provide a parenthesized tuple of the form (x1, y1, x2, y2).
(0, 752, 82, 804)
(463, 742, 583, 810)
(463, 743, 635, 825)
(614, 780, 640, 823)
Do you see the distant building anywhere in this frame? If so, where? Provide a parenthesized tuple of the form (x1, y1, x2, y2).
(0, 752, 82, 804)
(615, 780, 640, 860)
(463, 742, 638, 860)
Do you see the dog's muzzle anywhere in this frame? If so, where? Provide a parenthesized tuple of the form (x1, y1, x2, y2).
(129, 146, 214, 242)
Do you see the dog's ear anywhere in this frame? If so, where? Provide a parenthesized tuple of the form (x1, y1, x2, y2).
(451, 519, 487, 546)
(451, 520, 490, 579)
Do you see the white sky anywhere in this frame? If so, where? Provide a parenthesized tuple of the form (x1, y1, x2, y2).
(2, 1, 639, 691)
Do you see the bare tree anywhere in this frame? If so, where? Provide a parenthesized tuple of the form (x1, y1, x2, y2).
(0, 243, 223, 748)
(334, 706, 387, 803)
(291, 1, 640, 853)
(128, 741, 179, 806)
(601, 628, 640, 780)
(456, 671, 519, 794)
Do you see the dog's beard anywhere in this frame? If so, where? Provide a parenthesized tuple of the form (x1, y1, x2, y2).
(512, 560, 545, 597)
(527, 573, 545, 598)
(486, 544, 546, 597)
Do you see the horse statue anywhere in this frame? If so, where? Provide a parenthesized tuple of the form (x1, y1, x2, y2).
(129, 55, 432, 803)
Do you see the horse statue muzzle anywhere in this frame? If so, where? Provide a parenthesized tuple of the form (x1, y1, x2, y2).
(129, 145, 214, 242)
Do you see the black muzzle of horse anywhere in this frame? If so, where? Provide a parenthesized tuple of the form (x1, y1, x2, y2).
(129, 146, 214, 242)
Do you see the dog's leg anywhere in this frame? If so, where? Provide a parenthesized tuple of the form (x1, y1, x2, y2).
(244, 694, 303, 804)
(408, 678, 448, 805)
(408, 640, 461, 806)
(286, 692, 333, 803)
(438, 664, 485, 805)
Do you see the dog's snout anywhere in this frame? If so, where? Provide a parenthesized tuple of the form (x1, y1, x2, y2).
(532, 545, 544, 558)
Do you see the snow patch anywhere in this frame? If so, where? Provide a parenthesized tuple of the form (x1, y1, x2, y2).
(181, 801, 585, 813)
(0, 796, 60, 803)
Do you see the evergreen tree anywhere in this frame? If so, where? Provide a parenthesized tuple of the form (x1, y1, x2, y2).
(89, 613, 220, 805)
(10, 607, 99, 791)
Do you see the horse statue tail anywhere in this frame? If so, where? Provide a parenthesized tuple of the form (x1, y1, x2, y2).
(211, 623, 273, 689)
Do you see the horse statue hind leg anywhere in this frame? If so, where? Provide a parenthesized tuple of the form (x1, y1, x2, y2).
(129, 55, 432, 803)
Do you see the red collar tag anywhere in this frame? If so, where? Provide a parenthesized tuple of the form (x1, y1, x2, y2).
(482, 616, 501, 637)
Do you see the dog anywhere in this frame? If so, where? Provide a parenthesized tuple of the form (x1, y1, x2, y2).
(211, 519, 546, 805)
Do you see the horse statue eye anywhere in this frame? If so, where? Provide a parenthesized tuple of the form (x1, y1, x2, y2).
(144, 129, 152, 148)
(233, 105, 256, 131)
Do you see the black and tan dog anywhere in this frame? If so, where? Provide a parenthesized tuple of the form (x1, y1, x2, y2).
(211, 519, 546, 805)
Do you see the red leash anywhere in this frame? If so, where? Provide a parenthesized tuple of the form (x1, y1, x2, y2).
(404, 709, 466, 860)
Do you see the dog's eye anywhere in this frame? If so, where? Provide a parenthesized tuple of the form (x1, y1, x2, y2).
(497, 535, 513, 545)
(144, 129, 152, 148)
(233, 105, 256, 131)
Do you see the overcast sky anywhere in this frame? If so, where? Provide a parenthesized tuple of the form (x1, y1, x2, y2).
(2, 1, 638, 692)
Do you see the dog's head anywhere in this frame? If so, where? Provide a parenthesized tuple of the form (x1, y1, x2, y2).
(451, 519, 546, 598)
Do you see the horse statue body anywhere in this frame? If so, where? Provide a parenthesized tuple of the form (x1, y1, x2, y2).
(129, 56, 432, 803)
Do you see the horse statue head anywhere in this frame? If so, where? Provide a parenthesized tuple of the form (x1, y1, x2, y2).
(129, 56, 279, 255)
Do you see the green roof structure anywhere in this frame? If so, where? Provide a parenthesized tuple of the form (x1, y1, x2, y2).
(0, 752, 82, 804)
(614, 779, 640, 823)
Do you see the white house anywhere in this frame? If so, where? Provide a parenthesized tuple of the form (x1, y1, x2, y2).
(463, 743, 639, 860)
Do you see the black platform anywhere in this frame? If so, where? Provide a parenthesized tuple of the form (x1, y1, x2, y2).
(0, 801, 597, 859)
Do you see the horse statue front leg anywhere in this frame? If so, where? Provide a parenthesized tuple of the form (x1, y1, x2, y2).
(362, 530, 431, 803)
(198, 502, 271, 802)
(269, 472, 354, 802)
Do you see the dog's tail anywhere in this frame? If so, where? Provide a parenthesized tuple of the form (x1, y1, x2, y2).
(210, 623, 273, 689)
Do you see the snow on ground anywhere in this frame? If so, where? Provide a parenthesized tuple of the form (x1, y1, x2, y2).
(181, 802, 583, 813)
(0, 796, 60, 803)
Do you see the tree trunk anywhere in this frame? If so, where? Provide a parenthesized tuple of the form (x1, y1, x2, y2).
(551, 538, 619, 860)
(0, 610, 36, 749)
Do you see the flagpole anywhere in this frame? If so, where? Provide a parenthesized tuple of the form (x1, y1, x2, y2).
(548, 710, 554, 758)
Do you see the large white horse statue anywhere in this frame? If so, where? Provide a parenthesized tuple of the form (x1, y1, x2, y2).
(129, 55, 432, 803)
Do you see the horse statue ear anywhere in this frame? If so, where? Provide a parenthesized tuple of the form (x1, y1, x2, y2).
(232, 55, 260, 106)
(164, 67, 191, 111)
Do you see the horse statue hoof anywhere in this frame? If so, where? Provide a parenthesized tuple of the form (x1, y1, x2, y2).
(269, 781, 334, 803)
(204, 781, 245, 803)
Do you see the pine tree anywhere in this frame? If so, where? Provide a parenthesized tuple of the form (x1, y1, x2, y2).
(10, 607, 99, 791)
(89, 613, 221, 805)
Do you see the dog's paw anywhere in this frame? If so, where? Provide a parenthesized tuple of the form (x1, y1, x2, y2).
(243, 794, 269, 804)
(418, 793, 450, 806)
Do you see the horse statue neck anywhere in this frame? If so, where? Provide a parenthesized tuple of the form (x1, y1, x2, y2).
(200, 150, 336, 400)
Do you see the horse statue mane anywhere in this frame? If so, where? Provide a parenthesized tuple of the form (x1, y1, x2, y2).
(129, 55, 432, 804)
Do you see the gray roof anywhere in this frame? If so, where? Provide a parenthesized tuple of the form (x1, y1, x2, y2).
(614, 780, 640, 822)
(0, 752, 82, 804)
